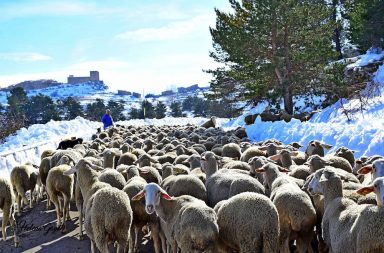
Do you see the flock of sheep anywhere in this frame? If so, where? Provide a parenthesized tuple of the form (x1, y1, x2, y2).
(1, 118, 384, 253)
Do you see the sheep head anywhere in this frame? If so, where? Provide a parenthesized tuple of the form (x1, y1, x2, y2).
(132, 183, 171, 214)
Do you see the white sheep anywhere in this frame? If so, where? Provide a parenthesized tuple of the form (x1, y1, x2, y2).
(46, 164, 74, 232)
(10, 164, 39, 215)
(64, 159, 133, 253)
(0, 176, 19, 247)
(308, 169, 384, 253)
(132, 183, 220, 253)
(200, 151, 265, 207)
(256, 163, 317, 253)
(214, 192, 279, 252)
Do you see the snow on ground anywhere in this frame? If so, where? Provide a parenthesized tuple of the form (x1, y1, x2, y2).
(0, 117, 101, 178)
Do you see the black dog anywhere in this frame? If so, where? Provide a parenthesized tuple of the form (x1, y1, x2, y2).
(57, 137, 83, 150)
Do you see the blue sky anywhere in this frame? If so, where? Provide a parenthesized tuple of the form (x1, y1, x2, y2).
(0, 0, 230, 93)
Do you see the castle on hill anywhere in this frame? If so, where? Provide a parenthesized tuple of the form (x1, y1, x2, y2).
(67, 71, 100, 84)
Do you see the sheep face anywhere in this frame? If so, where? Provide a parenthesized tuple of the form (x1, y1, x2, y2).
(132, 183, 171, 214)
(357, 177, 384, 206)
(307, 171, 323, 195)
(357, 159, 384, 183)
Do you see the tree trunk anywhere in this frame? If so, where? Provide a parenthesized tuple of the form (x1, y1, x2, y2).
(283, 86, 293, 115)
(332, 0, 343, 59)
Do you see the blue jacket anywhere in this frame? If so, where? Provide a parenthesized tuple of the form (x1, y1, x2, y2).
(102, 114, 114, 129)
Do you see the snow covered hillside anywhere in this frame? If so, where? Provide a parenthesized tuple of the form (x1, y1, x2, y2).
(225, 50, 384, 158)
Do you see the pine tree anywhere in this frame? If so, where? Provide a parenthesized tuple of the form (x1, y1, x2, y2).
(170, 101, 182, 117)
(25, 94, 60, 124)
(209, 0, 336, 114)
(108, 100, 126, 121)
(58, 96, 84, 120)
(141, 100, 156, 119)
(7, 87, 28, 120)
(129, 108, 141, 119)
(348, 0, 384, 52)
(155, 101, 167, 119)
(86, 99, 106, 121)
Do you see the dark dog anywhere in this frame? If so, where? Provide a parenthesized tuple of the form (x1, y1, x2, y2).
(57, 137, 83, 150)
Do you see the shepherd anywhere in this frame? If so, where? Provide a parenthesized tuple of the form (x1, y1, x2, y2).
(101, 109, 114, 130)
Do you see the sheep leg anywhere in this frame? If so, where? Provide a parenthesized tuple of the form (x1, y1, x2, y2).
(152, 229, 162, 253)
(46, 189, 52, 209)
(159, 229, 167, 253)
(29, 190, 33, 208)
(78, 204, 84, 240)
(134, 226, 140, 253)
(9, 212, 20, 247)
(61, 195, 70, 233)
(128, 225, 134, 253)
(2, 210, 9, 241)
(16, 194, 22, 215)
(91, 240, 96, 253)
(279, 226, 291, 253)
(50, 194, 61, 228)
(171, 240, 178, 253)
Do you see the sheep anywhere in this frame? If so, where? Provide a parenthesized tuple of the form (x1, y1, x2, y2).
(307, 169, 384, 253)
(132, 183, 220, 253)
(222, 143, 241, 160)
(138, 166, 162, 184)
(201, 116, 217, 128)
(305, 154, 353, 173)
(357, 176, 384, 206)
(161, 174, 207, 202)
(256, 163, 316, 253)
(117, 152, 137, 166)
(335, 146, 356, 167)
(50, 149, 82, 168)
(46, 164, 74, 232)
(239, 146, 266, 162)
(304, 140, 333, 158)
(10, 164, 39, 214)
(123, 176, 161, 253)
(64, 159, 133, 253)
(57, 137, 83, 150)
(0, 176, 19, 247)
(98, 168, 126, 190)
(200, 151, 265, 207)
(136, 153, 161, 167)
(102, 148, 121, 169)
(357, 159, 384, 184)
(214, 192, 279, 253)
(222, 160, 251, 171)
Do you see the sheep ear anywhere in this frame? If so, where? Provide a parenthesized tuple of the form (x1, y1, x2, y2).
(139, 168, 150, 174)
(255, 168, 265, 173)
(290, 151, 299, 156)
(269, 154, 280, 161)
(132, 190, 145, 201)
(278, 167, 290, 173)
(356, 186, 374, 196)
(321, 143, 333, 150)
(63, 166, 77, 175)
(259, 146, 267, 151)
(160, 189, 171, 200)
(357, 165, 372, 175)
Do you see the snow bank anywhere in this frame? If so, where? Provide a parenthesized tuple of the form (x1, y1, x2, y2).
(0, 117, 101, 178)
(242, 51, 384, 158)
